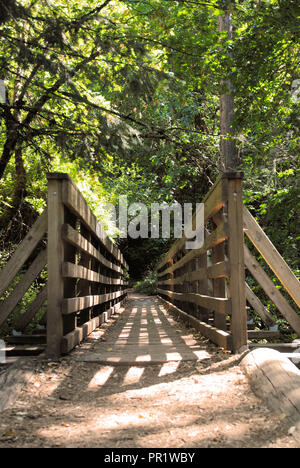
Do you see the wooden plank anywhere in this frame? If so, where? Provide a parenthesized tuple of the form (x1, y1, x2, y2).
(0, 211, 47, 298)
(6, 335, 46, 345)
(4, 345, 45, 356)
(157, 176, 226, 271)
(227, 176, 247, 352)
(0, 249, 47, 328)
(61, 327, 83, 355)
(47, 176, 65, 359)
(244, 244, 300, 336)
(202, 175, 227, 222)
(61, 307, 114, 354)
(243, 206, 300, 309)
(245, 282, 275, 328)
(248, 342, 300, 352)
(157, 221, 228, 277)
(247, 330, 280, 339)
(15, 286, 47, 332)
(157, 288, 231, 315)
(62, 262, 124, 286)
(62, 223, 122, 273)
(158, 261, 229, 286)
(159, 296, 232, 350)
(61, 178, 126, 268)
(62, 290, 125, 315)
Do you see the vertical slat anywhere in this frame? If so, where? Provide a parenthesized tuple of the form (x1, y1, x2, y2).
(212, 242, 226, 330)
(0, 211, 48, 299)
(63, 210, 78, 335)
(243, 205, 300, 309)
(47, 176, 65, 358)
(226, 174, 247, 352)
(212, 211, 227, 330)
(78, 223, 92, 326)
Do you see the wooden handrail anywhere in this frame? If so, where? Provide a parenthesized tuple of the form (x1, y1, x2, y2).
(244, 244, 300, 336)
(0, 210, 47, 298)
(156, 172, 247, 353)
(46, 173, 127, 358)
(0, 249, 47, 328)
(243, 206, 300, 308)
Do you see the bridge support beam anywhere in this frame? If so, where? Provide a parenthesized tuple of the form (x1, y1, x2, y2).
(47, 174, 66, 359)
(226, 173, 247, 353)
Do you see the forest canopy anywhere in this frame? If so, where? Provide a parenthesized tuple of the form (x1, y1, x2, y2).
(0, 0, 299, 279)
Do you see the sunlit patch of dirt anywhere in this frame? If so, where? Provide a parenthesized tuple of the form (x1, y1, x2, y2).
(0, 301, 298, 448)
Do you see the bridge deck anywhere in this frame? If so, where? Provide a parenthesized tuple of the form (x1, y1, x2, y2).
(74, 293, 212, 365)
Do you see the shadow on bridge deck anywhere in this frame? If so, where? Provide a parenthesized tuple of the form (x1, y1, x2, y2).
(74, 292, 212, 366)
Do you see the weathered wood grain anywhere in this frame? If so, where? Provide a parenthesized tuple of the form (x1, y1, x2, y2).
(244, 244, 300, 336)
(0, 211, 47, 298)
(0, 250, 47, 328)
(244, 206, 300, 309)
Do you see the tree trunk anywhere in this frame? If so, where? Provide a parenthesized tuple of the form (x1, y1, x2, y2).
(218, 12, 238, 172)
(0, 144, 28, 234)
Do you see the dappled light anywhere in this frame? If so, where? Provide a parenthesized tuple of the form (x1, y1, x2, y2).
(73, 294, 212, 366)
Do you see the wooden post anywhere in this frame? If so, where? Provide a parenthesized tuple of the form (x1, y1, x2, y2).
(47, 174, 66, 359)
(225, 173, 247, 352)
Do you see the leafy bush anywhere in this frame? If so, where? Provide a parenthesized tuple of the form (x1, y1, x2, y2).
(133, 270, 158, 295)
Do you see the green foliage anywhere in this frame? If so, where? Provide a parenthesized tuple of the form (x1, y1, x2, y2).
(133, 269, 158, 295)
(0, 0, 299, 335)
(0, 263, 47, 337)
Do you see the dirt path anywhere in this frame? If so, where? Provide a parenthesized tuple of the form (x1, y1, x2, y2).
(0, 294, 298, 448)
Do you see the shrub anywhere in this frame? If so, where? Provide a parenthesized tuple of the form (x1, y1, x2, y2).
(133, 270, 157, 295)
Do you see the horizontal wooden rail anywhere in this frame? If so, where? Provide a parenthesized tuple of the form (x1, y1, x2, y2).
(157, 289, 231, 315)
(244, 244, 300, 336)
(158, 222, 228, 277)
(62, 224, 123, 273)
(0, 249, 47, 328)
(59, 175, 127, 269)
(0, 211, 47, 298)
(158, 261, 230, 285)
(157, 172, 247, 353)
(160, 296, 232, 350)
(243, 206, 300, 309)
(62, 290, 126, 315)
(61, 305, 115, 354)
(157, 174, 232, 272)
(62, 262, 125, 285)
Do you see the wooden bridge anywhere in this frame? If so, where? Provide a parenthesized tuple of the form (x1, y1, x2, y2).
(0, 172, 300, 362)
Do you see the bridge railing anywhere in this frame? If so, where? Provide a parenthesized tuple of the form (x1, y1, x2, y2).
(47, 173, 128, 358)
(157, 172, 247, 353)
(243, 206, 300, 338)
(0, 211, 48, 334)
